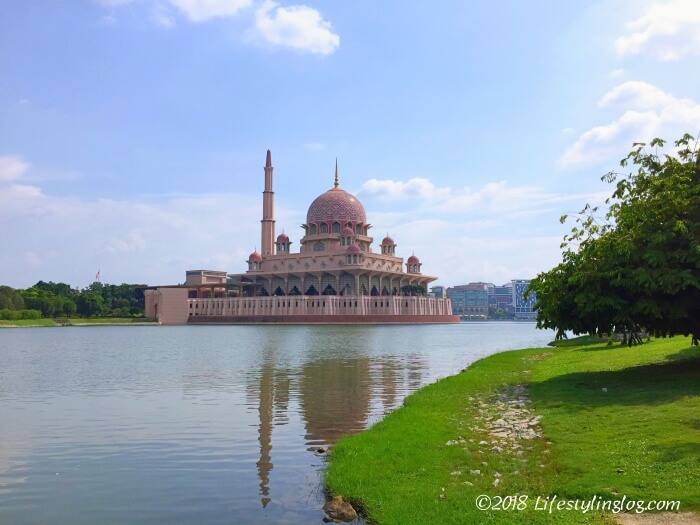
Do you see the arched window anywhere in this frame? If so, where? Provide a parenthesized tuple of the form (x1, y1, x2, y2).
(332, 222, 340, 233)
(355, 224, 362, 235)
(310, 224, 317, 234)
(313, 241, 325, 252)
(320, 223, 329, 234)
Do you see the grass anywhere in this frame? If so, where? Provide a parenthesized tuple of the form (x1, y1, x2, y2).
(0, 318, 58, 327)
(0, 317, 157, 327)
(324, 337, 699, 524)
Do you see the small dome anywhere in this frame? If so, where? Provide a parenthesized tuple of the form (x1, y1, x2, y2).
(248, 251, 262, 262)
(381, 236, 395, 246)
(407, 254, 420, 264)
(307, 188, 367, 225)
(346, 244, 361, 254)
(276, 232, 289, 243)
(341, 226, 354, 236)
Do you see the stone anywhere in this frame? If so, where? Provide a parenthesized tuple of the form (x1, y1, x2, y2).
(492, 478, 501, 487)
(469, 469, 481, 476)
(323, 496, 358, 522)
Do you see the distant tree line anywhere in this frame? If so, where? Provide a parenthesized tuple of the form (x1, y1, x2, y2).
(0, 281, 146, 319)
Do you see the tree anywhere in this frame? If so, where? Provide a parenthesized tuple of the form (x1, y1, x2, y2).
(76, 292, 105, 318)
(0, 285, 25, 310)
(528, 134, 700, 345)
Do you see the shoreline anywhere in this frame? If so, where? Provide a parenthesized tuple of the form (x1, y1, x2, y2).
(324, 336, 699, 524)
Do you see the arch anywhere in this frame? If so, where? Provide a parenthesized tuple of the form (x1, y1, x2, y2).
(310, 224, 317, 234)
(313, 241, 325, 252)
(320, 223, 329, 234)
(332, 221, 340, 233)
(322, 284, 337, 295)
(305, 285, 319, 296)
(355, 224, 362, 235)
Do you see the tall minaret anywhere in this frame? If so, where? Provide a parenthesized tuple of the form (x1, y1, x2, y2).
(261, 149, 275, 256)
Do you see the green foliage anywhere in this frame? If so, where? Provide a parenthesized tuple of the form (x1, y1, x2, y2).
(0, 309, 42, 320)
(0, 285, 25, 309)
(0, 281, 146, 319)
(529, 134, 700, 345)
(400, 284, 427, 296)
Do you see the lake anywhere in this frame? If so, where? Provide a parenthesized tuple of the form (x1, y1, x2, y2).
(0, 322, 554, 524)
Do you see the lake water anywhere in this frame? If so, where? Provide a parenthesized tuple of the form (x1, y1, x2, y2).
(0, 323, 554, 524)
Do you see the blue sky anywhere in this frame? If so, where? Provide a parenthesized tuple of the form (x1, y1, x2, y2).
(1, 0, 699, 289)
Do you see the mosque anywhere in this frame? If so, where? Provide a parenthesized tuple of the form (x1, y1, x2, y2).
(144, 151, 458, 324)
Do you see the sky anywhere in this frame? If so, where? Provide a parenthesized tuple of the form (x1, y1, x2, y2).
(1, 0, 699, 290)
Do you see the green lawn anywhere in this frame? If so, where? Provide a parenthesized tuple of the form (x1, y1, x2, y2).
(0, 317, 156, 327)
(325, 337, 699, 524)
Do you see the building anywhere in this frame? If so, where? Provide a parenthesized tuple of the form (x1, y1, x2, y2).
(144, 151, 458, 325)
(512, 279, 537, 320)
(488, 282, 514, 317)
(446, 282, 491, 319)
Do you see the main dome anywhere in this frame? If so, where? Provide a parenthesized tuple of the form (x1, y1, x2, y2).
(306, 188, 367, 225)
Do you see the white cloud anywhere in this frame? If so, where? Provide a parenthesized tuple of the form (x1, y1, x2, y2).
(304, 142, 325, 151)
(253, 1, 339, 55)
(361, 178, 601, 216)
(150, 3, 176, 27)
(560, 81, 700, 168)
(168, 0, 252, 22)
(0, 155, 29, 182)
(609, 68, 625, 79)
(616, 0, 700, 61)
(361, 177, 451, 201)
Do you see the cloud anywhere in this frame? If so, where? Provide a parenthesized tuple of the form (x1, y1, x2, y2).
(304, 142, 325, 151)
(616, 0, 700, 61)
(361, 178, 451, 201)
(94, 0, 340, 56)
(253, 1, 339, 55)
(150, 3, 176, 27)
(360, 178, 602, 216)
(560, 81, 700, 168)
(0, 155, 29, 182)
(168, 0, 252, 22)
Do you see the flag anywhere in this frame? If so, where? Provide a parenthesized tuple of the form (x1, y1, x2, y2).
(95, 269, 100, 281)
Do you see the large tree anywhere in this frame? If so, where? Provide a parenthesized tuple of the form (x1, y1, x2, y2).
(528, 134, 700, 345)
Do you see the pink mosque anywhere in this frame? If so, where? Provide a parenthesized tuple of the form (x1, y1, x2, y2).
(144, 151, 458, 324)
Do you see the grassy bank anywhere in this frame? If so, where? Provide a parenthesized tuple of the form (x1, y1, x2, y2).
(325, 337, 699, 524)
(0, 317, 157, 327)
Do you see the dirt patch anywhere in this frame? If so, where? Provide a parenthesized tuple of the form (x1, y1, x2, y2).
(615, 512, 700, 525)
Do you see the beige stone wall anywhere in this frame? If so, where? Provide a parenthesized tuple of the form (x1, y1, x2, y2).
(145, 287, 190, 324)
(188, 295, 453, 318)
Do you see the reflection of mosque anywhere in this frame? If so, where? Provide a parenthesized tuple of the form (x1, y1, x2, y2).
(247, 348, 426, 509)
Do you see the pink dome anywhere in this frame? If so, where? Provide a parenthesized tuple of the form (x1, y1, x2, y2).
(276, 233, 289, 242)
(307, 188, 366, 225)
(346, 244, 361, 254)
(248, 251, 262, 262)
(341, 226, 354, 236)
(407, 255, 420, 264)
(381, 236, 395, 246)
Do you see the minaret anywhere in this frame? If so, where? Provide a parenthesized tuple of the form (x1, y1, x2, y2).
(261, 149, 275, 256)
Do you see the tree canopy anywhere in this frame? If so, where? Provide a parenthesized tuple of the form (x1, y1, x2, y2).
(528, 133, 700, 345)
